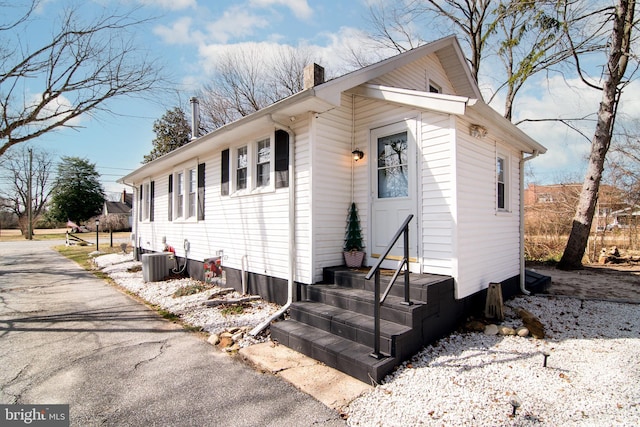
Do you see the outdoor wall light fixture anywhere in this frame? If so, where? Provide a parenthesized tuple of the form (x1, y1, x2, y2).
(352, 149, 364, 161)
(470, 124, 488, 138)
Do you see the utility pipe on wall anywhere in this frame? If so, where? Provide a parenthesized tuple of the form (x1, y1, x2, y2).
(520, 150, 539, 295)
(250, 115, 296, 336)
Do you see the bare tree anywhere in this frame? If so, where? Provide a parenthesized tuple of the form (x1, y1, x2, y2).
(0, 2, 165, 157)
(197, 44, 320, 131)
(559, 0, 637, 269)
(0, 145, 54, 237)
(367, 1, 595, 121)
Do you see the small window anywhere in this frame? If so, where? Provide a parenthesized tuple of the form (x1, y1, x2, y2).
(256, 138, 270, 187)
(497, 155, 508, 211)
(141, 181, 154, 222)
(429, 82, 441, 93)
(143, 183, 151, 220)
(177, 172, 184, 218)
(197, 163, 205, 220)
(188, 168, 196, 218)
(237, 146, 248, 190)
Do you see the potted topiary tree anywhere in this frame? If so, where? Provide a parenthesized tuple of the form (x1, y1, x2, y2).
(344, 202, 365, 268)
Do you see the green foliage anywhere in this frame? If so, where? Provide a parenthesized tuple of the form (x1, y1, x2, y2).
(143, 107, 192, 163)
(220, 304, 246, 316)
(49, 157, 104, 224)
(344, 202, 364, 251)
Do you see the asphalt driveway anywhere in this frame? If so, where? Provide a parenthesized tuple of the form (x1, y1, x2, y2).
(0, 240, 345, 426)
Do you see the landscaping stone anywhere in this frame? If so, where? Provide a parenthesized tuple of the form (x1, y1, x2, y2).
(516, 327, 530, 337)
(518, 308, 545, 338)
(483, 324, 498, 335)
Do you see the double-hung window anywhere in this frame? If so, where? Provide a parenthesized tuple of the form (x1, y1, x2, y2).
(236, 146, 248, 190)
(188, 168, 196, 218)
(223, 132, 289, 195)
(256, 138, 270, 187)
(170, 163, 205, 221)
(497, 154, 509, 211)
(176, 172, 184, 218)
(140, 181, 154, 222)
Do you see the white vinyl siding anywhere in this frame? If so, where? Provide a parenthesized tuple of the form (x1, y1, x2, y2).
(370, 55, 456, 95)
(454, 117, 521, 298)
(133, 121, 309, 285)
(420, 112, 455, 275)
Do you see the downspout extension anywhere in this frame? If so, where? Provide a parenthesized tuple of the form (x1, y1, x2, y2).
(250, 115, 296, 336)
(520, 150, 539, 295)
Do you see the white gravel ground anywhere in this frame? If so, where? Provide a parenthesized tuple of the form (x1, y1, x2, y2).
(346, 297, 640, 426)
(93, 253, 640, 426)
(92, 252, 280, 346)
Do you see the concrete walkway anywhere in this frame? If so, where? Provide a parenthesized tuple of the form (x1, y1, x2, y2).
(0, 241, 345, 426)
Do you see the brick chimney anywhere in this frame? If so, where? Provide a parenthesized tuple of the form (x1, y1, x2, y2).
(303, 63, 325, 89)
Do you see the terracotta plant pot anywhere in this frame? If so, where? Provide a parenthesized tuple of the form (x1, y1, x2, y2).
(344, 250, 365, 268)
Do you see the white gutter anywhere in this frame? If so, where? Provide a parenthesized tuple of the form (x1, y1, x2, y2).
(520, 150, 540, 295)
(121, 182, 139, 259)
(250, 115, 296, 336)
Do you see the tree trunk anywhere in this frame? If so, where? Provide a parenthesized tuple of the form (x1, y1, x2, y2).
(558, 0, 635, 270)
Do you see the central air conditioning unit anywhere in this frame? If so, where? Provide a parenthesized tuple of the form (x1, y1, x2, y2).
(142, 253, 169, 282)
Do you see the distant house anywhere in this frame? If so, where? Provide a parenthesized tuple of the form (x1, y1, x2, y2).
(102, 190, 133, 231)
(524, 183, 628, 232)
(120, 36, 547, 382)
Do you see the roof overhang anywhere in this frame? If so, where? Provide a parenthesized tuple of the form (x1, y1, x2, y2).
(119, 90, 335, 185)
(349, 84, 469, 115)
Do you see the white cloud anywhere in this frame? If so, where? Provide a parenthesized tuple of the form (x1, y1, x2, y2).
(153, 16, 204, 45)
(137, 0, 197, 11)
(205, 6, 270, 43)
(249, 0, 313, 20)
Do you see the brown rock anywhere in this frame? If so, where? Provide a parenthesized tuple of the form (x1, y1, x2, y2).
(218, 335, 234, 348)
(498, 326, 516, 336)
(517, 308, 545, 338)
(207, 334, 220, 345)
(465, 319, 486, 332)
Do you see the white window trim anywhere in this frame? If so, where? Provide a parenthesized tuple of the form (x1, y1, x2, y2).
(142, 180, 152, 222)
(496, 152, 511, 213)
(172, 163, 199, 222)
(230, 133, 276, 197)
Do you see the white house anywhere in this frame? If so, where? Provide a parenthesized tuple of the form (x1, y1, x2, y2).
(120, 35, 546, 382)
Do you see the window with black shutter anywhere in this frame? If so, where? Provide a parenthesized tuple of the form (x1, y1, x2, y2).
(274, 129, 289, 188)
(198, 163, 205, 220)
(168, 174, 173, 221)
(150, 181, 155, 222)
(221, 149, 229, 195)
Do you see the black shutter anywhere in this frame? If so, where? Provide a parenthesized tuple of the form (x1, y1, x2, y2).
(221, 149, 229, 195)
(275, 129, 289, 188)
(198, 163, 205, 220)
(149, 181, 155, 222)
(138, 185, 143, 221)
(168, 174, 173, 221)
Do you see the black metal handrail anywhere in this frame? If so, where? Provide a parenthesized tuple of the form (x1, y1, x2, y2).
(365, 214, 413, 359)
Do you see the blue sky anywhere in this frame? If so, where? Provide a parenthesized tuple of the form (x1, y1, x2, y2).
(6, 0, 640, 198)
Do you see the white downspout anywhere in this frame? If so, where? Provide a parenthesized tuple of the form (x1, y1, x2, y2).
(520, 150, 539, 295)
(250, 115, 296, 336)
(121, 182, 139, 259)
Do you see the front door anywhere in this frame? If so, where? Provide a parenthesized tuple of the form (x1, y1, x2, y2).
(370, 120, 419, 270)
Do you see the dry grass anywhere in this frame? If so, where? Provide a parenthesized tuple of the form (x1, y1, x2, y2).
(0, 228, 129, 243)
